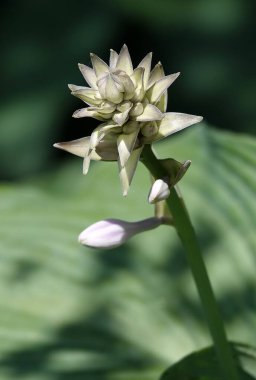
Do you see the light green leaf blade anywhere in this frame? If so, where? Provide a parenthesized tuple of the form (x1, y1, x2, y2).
(0, 124, 256, 379)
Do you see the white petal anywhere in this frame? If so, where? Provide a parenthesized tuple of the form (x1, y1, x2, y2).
(117, 130, 139, 167)
(116, 44, 133, 75)
(53, 137, 90, 158)
(115, 74, 135, 100)
(147, 73, 180, 103)
(91, 104, 116, 115)
(78, 217, 162, 249)
(109, 49, 118, 69)
(72, 108, 106, 121)
(136, 104, 164, 122)
(89, 124, 119, 154)
(105, 74, 123, 104)
(90, 53, 109, 79)
(83, 155, 91, 175)
(117, 101, 132, 112)
(68, 84, 87, 91)
(71, 87, 101, 106)
(53, 136, 119, 161)
(78, 64, 97, 89)
(129, 102, 144, 117)
(98, 123, 122, 135)
(156, 91, 168, 113)
(137, 52, 152, 89)
(142, 112, 203, 143)
(131, 67, 144, 88)
(113, 106, 132, 126)
(118, 146, 143, 196)
(147, 62, 165, 89)
(148, 179, 170, 204)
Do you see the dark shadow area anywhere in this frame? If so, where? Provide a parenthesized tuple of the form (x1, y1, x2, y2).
(0, 307, 158, 380)
(1, 220, 255, 378)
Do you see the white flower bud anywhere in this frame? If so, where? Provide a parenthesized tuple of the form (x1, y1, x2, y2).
(78, 217, 163, 249)
(148, 179, 170, 204)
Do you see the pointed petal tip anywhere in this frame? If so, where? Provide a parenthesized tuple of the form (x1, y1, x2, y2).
(68, 84, 75, 91)
(83, 164, 89, 175)
(53, 142, 60, 149)
(72, 110, 79, 118)
(174, 71, 181, 78)
(190, 115, 203, 124)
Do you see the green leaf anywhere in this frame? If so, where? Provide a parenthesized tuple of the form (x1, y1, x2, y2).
(160, 343, 256, 380)
(0, 124, 256, 379)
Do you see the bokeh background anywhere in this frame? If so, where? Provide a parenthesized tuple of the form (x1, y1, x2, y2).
(0, 1, 256, 379)
(1, 0, 256, 180)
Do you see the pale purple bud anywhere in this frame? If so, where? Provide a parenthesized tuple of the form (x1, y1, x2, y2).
(148, 179, 170, 204)
(78, 217, 163, 249)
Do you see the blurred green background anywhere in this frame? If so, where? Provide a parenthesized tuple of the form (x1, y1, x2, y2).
(0, 1, 256, 379)
(1, 0, 256, 180)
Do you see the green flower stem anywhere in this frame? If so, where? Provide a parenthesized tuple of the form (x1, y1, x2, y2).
(142, 144, 240, 380)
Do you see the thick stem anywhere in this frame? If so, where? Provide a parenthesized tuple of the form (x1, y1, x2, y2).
(142, 145, 240, 380)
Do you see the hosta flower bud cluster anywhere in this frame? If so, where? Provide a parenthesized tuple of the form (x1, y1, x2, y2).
(55, 45, 202, 196)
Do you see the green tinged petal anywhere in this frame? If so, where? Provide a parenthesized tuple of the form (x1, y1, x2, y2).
(156, 92, 168, 113)
(68, 84, 87, 92)
(118, 146, 143, 196)
(113, 106, 132, 126)
(115, 74, 135, 100)
(142, 112, 203, 143)
(137, 52, 152, 89)
(105, 74, 124, 103)
(147, 73, 180, 103)
(129, 102, 144, 117)
(90, 53, 109, 79)
(72, 108, 106, 121)
(136, 104, 164, 122)
(53, 137, 90, 158)
(53, 137, 119, 161)
(109, 49, 118, 69)
(90, 104, 116, 115)
(131, 67, 144, 88)
(83, 155, 91, 175)
(78, 63, 97, 89)
(147, 62, 165, 89)
(70, 87, 102, 106)
(117, 130, 139, 167)
(131, 67, 145, 102)
(116, 44, 133, 76)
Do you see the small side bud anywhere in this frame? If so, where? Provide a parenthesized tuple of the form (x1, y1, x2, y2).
(148, 178, 170, 204)
(78, 217, 163, 249)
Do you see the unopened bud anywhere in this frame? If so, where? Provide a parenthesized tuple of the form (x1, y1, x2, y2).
(78, 217, 163, 249)
(148, 179, 170, 204)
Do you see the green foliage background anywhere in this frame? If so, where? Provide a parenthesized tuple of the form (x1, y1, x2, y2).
(0, 1, 256, 379)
